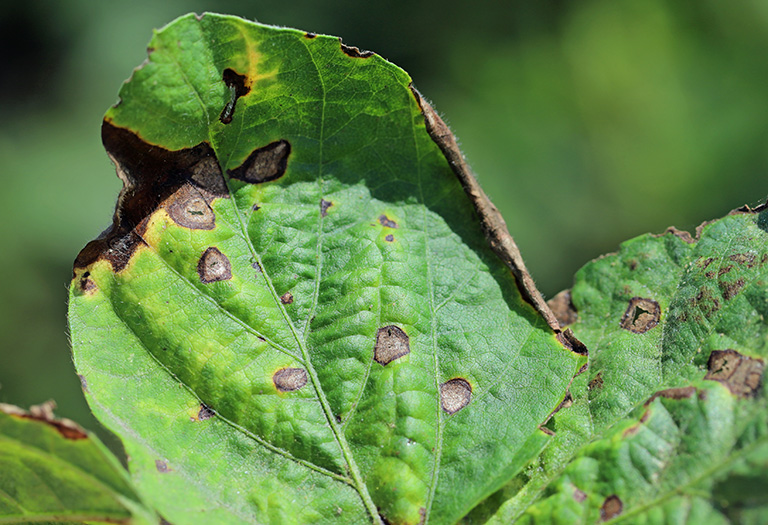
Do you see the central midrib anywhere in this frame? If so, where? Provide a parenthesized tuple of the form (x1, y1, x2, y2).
(214, 36, 383, 524)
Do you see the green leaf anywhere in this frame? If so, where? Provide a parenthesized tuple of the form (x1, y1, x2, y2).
(67, 13, 582, 524)
(516, 381, 766, 524)
(0, 402, 155, 524)
(486, 208, 768, 522)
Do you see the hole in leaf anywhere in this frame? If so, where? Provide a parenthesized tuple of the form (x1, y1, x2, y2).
(619, 297, 660, 334)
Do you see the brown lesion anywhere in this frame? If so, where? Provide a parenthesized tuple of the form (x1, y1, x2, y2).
(339, 39, 374, 58)
(440, 378, 472, 414)
(197, 403, 216, 421)
(620, 297, 661, 334)
(73, 121, 228, 275)
(548, 290, 577, 328)
(76, 271, 97, 295)
(378, 214, 398, 228)
(645, 386, 697, 405)
(599, 495, 623, 521)
(227, 140, 291, 184)
(219, 68, 251, 124)
(705, 349, 764, 398)
(0, 401, 88, 441)
(273, 367, 308, 392)
(374, 325, 410, 365)
(588, 372, 604, 390)
(197, 247, 232, 283)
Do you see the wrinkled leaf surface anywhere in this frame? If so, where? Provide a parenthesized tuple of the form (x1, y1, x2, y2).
(487, 210, 768, 523)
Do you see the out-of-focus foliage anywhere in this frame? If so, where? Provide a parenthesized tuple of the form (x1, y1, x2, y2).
(1, 0, 768, 450)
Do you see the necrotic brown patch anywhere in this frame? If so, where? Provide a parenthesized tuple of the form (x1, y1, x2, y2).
(588, 372, 604, 390)
(320, 199, 332, 217)
(548, 289, 577, 327)
(73, 122, 228, 274)
(197, 404, 215, 421)
(273, 368, 308, 392)
(219, 68, 250, 124)
(227, 140, 291, 184)
(165, 183, 216, 230)
(280, 292, 294, 305)
(378, 214, 398, 228)
(440, 378, 472, 414)
(705, 349, 764, 398)
(197, 247, 232, 283)
(719, 278, 746, 300)
(78, 272, 97, 294)
(600, 495, 623, 521)
(620, 297, 660, 334)
(374, 325, 410, 365)
(645, 386, 697, 405)
(340, 40, 374, 58)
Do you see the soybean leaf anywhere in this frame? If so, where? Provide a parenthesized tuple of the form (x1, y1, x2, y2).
(484, 207, 768, 522)
(0, 402, 155, 524)
(67, 13, 582, 524)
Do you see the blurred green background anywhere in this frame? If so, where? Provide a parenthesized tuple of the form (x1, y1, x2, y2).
(1, 0, 767, 444)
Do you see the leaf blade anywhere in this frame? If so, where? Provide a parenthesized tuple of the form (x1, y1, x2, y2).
(69, 13, 582, 524)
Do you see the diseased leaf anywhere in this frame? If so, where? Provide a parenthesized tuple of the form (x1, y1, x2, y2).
(67, 13, 582, 524)
(0, 402, 155, 524)
(484, 207, 768, 522)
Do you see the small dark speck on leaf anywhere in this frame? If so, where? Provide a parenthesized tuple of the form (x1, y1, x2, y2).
(273, 367, 308, 392)
(197, 404, 215, 420)
(78, 374, 88, 392)
(78, 273, 97, 294)
(440, 378, 472, 414)
(155, 459, 171, 473)
(305, 32, 317, 39)
(385, 234, 394, 242)
(379, 214, 398, 228)
(197, 247, 232, 283)
(320, 199, 332, 217)
(620, 297, 660, 334)
(281, 292, 293, 304)
(600, 495, 623, 521)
